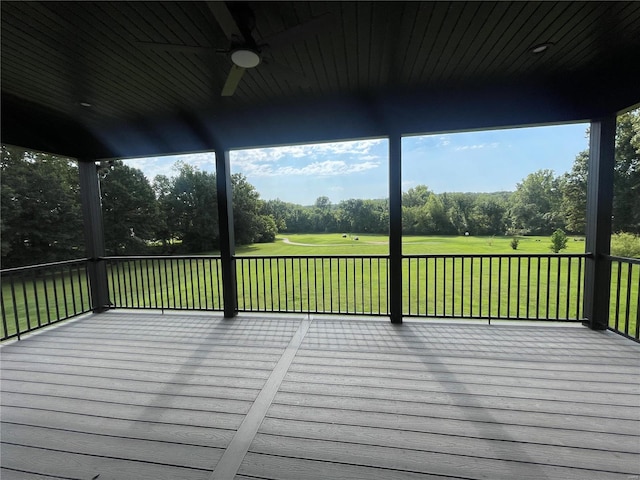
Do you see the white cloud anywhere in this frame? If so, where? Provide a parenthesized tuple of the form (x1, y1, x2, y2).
(229, 139, 383, 177)
(243, 159, 380, 177)
(454, 142, 499, 151)
(123, 139, 384, 181)
(438, 136, 451, 147)
(231, 139, 382, 163)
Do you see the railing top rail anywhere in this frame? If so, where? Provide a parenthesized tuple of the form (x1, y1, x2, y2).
(403, 253, 589, 259)
(102, 255, 222, 261)
(604, 254, 640, 265)
(234, 254, 390, 260)
(236, 253, 588, 260)
(100, 253, 590, 261)
(1, 258, 89, 274)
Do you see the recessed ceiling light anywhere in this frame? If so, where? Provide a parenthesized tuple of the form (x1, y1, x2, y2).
(530, 43, 552, 54)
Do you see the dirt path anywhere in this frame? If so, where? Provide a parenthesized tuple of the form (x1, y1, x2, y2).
(279, 237, 450, 247)
(280, 237, 344, 247)
(280, 237, 389, 246)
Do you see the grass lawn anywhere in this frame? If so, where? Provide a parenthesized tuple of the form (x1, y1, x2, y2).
(235, 233, 588, 256)
(1, 265, 91, 339)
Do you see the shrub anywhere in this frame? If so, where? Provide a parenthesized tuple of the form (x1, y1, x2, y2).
(510, 238, 519, 250)
(611, 232, 640, 258)
(550, 229, 568, 253)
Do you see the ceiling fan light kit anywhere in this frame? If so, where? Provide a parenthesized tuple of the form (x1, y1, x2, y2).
(231, 49, 261, 68)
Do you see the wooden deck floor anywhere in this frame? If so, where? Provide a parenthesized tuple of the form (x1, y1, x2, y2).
(1, 311, 639, 480)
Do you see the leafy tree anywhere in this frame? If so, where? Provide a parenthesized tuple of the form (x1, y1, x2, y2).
(402, 205, 420, 234)
(550, 228, 568, 253)
(314, 196, 331, 210)
(402, 185, 428, 234)
(1, 145, 83, 267)
(283, 204, 313, 233)
(153, 166, 278, 251)
(560, 109, 639, 235)
(423, 194, 451, 234)
(613, 110, 640, 233)
(472, 194, 508, 235)
(100, 161, 159, 255)
(152, 174, 176, 251)
(561, 151, 588, 234)
(309, 196, 338, 232)
(509, 169, 564, 235)
(402, 185, 432, 208)
(338, 198, 388, 234)
(232, 173, 269, 244)
(163, 162, 219, 253)
(254, 215, 278, 243)
(263, 199, 289, 232)
(443, 192, 476, 234)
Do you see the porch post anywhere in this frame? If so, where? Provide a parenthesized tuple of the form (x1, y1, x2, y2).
(583, 115, 616, 330)
(78, 160, 110, 312)
(215, 149, 238, 318)
(389, 133, 403, 323)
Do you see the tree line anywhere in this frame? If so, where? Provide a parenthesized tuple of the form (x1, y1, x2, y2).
(266, 111, 639, 237)
(1, 111, 638, 268)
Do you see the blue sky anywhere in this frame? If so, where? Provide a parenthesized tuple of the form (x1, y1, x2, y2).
(129, 122, 589, 205)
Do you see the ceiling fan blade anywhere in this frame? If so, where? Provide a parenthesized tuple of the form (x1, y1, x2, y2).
(136, 41, 216, 54)
(261, 13, 333, 50)
(221, 64, 246, 96)
(206, 1, 245, 42)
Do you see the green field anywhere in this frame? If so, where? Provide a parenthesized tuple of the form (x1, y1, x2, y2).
(236, 233, 588, 255)
(2, 234, 638, 340)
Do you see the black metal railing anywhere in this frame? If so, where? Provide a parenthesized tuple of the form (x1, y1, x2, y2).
(0, 259, 92, 340)
(236, 255, 389, 315)
(103, 256, 224, 311)
(403, 254, 587, 321)
(4, 252, 637, 342)
(607, 255, 639, 341)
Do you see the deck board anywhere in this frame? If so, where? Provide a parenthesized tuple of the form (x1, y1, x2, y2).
(245, 434, 633, 480)
(270, 392, 640, 434)
(1, 381, 254, 414)
(1, 406, 235, 447)
(264, 404, 640, 452)
(3, 422, 221, 470)
(1, 443, 212, 480)
(1, 311, 638, 480)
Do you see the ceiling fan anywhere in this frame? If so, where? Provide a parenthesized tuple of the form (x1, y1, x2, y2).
(137, 1, 333, 97)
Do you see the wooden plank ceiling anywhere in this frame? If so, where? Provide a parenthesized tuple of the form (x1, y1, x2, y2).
(2, 1, 640, 160)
